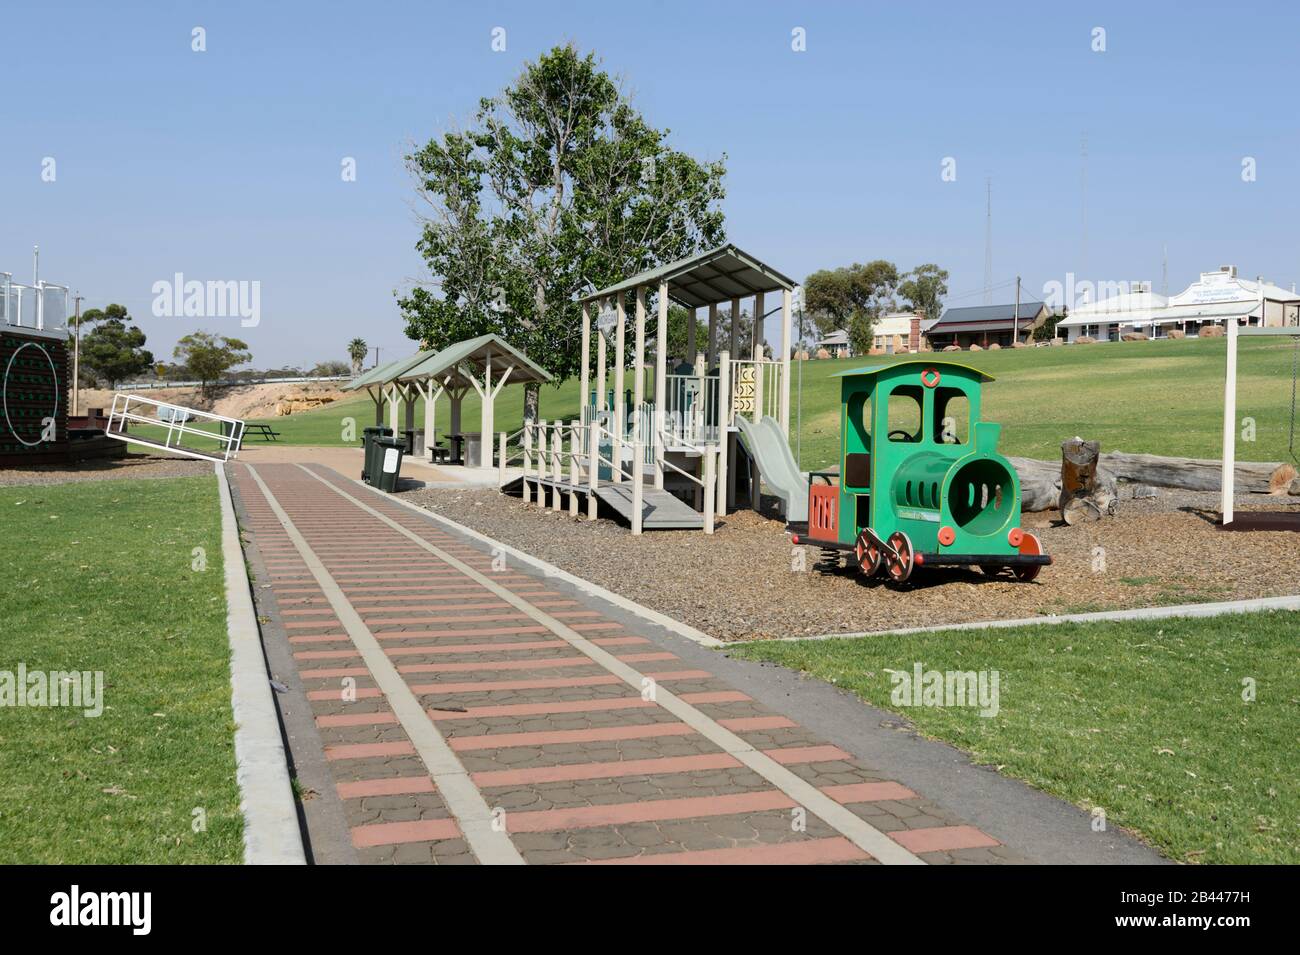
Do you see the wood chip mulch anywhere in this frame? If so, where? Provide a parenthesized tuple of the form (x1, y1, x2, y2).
(399, 485, 1300, 642)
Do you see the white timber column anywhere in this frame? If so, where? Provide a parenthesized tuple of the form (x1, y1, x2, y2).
(423, 380, 443, 460)
(1221, 316, 1238, 525)
(686, 305, 697, 363)
(404, 389, 416, 448)
(707, 302, 718, 366)
(369, 387, 382, 426)
(634, 286, 646, 416)
(780, 287, 792, 434)
(655, 279, 669, 490)
(388, 384, 400, 432)
(449, 388, 462, 437)
(752, 290, 765, 424)
(580, 303, 591, 411)
(480, 352, 493, 468)
(613, 292, 626, 482)
(730, 296, 741, 362)
(716, 349, 730, 517)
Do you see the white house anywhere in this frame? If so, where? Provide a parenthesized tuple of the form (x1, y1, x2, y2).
(1057, 266, 1300, 342)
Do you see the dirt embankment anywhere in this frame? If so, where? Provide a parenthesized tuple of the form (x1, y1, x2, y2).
(76, 381, 347, 419)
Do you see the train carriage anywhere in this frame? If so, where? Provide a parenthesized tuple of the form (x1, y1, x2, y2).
(790, 360, 1050, 583)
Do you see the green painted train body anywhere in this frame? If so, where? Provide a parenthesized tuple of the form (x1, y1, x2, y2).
(798, 360, 1049, 583)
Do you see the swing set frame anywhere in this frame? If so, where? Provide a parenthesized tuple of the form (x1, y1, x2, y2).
(1220, 318, 1300, 531)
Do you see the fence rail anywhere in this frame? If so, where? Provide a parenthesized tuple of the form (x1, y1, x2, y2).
(105, 393, 245, 463)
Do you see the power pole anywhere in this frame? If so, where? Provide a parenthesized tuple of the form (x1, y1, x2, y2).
(373, 346, 380, 369)
(983, 178, 993, 305)
(72, 294, 84, 415)
(1013, 276, 1021, 344)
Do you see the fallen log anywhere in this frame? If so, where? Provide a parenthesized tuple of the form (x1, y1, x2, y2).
(1100, 451, 1294, 494)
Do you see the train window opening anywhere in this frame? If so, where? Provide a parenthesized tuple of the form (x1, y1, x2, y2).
(933, 388, 970, 444)
(845, 452, 871, 489)
(887, 385, 923, 442)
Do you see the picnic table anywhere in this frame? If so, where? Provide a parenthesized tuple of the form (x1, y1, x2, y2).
(245, 423, 282, 441)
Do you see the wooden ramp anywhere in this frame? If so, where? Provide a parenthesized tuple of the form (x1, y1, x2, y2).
(595, 484, 703, 530)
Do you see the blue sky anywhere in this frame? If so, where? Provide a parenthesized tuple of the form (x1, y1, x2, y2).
(6, 0, 1300, 368)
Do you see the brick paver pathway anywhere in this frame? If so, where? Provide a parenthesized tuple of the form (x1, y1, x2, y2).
(229, 462, 1023, 865)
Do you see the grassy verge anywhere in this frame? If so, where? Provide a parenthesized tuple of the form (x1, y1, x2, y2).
(0, 475, 243, 863)
(731, 612, 1298, 864)
(245, 336, 1300, 466)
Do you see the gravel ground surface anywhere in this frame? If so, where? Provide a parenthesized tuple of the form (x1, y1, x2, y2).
(399, 484, 1300, 642)
(0, 454, 210, 486)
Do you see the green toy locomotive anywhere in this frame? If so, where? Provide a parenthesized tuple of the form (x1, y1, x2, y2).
(790, 360, 1050, 583)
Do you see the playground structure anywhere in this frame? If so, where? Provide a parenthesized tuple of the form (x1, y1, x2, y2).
(1, 269, 70, 467)
(504, 244, 802, 533)
(1220, 315, 1300, 531)
(788, 360, 1051, 583)
(104, 393, 246, 463)
(343, 334, 551, 469)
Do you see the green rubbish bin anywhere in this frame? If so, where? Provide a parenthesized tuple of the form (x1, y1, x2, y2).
(372, 436, 405, 492)
(362, 426, 393, 483)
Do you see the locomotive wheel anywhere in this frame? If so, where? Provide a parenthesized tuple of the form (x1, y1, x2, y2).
(854, 530, 882, 577)
(885, 531, 914, 583)
(1014, 532, 1045, 582)
(978, 564, 1005, 579)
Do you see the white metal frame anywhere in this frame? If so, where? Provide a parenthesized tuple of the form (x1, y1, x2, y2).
(106, 393, 246, 463)
(1220, 319, 1300, 524)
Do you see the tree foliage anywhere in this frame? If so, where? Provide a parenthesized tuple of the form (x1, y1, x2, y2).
(398, 44, 727, 411)
(897, 263, 950, 323)
(173, 332, 252, 395)
(78, 305, 153, 390)
(346, 338, 368, 375)
(803, 260, 900, 349)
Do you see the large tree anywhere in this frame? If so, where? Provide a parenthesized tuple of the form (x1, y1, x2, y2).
(399, 44, 727, 418)
(803, 260, 900, 350)
(78, 305, 153, 390)
(346, 337, 368, 375)
(897, 263, 950, 323)
(173, 332, 251, 396)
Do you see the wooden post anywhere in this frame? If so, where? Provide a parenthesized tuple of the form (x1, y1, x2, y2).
(708, 302, 718, 366)
(703, 446, 716, 534)
(614, 293, 626, 483)
(587, 414, 599, 521)
(655, 280, 669, 490)
(498, 431, 508, 487)
(580, 302, 591, 410)
(596, 327, 607, 424)
(716, 349, 730, 517)
(422, 381, 440, 462)
(388, 385, 400, 432)
(1222, 317, 1238, 524)
(551, 421, 562, 512)
(631, 419, 644, 536)
(536, 420, 547, 506)
(522, 423, 532, 504)
(569, 424, 580, 517)
(730, 296, 741, 359)
(687, 305, 697, 361)
(634, 286, 646, 410)
(480, 353, 493, 468)
(780, 288, 792, 434)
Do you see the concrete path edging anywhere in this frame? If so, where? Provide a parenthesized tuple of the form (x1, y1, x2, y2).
(215, 462, 307, 865)
(776, 593, 1300, 642)
(366, 478, 726, 649)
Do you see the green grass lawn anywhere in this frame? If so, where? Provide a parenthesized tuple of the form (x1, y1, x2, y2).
(0, 476, 244, 863)
(731, 612, 1298, 864)
(247, 336, 1300, 467)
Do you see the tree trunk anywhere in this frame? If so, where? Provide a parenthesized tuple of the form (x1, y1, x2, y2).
(523, 382, 540, 424)
(1008, 456, 1062, 512)
(1059, 438, 1116, 524)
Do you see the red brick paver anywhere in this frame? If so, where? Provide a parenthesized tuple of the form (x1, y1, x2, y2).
(229, 462, 1020, 866)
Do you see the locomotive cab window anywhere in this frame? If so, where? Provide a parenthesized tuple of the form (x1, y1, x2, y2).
(886, 385, 924, 443)
(933, 388, 970, 444)
(844, 391, 872, 490)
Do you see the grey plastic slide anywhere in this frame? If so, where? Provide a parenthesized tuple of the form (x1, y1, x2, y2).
(735, 414, 808, 519)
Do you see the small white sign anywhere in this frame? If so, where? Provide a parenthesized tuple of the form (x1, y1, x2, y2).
(383, 448, 399, 473)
